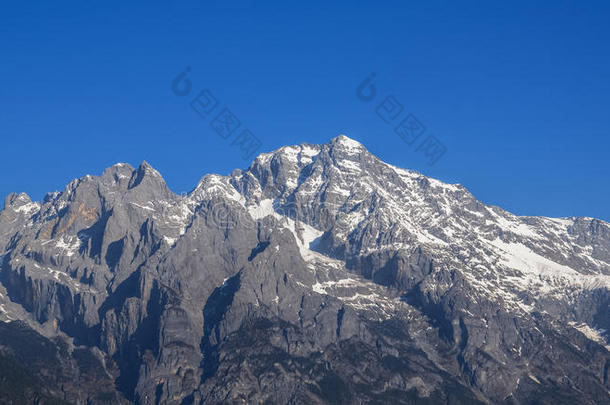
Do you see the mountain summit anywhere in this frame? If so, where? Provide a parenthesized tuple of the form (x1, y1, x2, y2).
(1, 135, 609, 404)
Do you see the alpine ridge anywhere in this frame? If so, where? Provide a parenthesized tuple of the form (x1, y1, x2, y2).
(1, 135, 609, 404)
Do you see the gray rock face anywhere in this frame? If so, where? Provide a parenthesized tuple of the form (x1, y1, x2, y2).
(1, 135, 610, 404)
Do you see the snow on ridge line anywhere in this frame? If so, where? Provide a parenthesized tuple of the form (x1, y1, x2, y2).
(332, 135, 364, 156)
(253, 143, 321, 167)
(13, 202, 41, 214)
(389, 163, 462, 192)
(192, 175, 245, 204)
(334, 134, 363, 148)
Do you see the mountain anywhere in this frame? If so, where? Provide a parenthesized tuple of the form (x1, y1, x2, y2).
(1, 135, 609, 404)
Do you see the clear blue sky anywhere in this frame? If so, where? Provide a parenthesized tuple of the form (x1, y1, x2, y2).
(1, 1, 609, 221)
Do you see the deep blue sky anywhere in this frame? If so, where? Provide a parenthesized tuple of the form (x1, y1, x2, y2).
(1, 1, 609, 221)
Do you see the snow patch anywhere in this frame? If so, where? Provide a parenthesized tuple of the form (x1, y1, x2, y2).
(163, 236, 177, 246)
(55, 236, 80, 257)
(570, 322, 610, 351)
(129, 202, 155, 211)
(14, 202, 40, 215)
(248, 199, 275, 220)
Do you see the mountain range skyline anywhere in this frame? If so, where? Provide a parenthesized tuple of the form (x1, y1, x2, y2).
(4, 134, 607, 225)
(1, 134, 609, 403)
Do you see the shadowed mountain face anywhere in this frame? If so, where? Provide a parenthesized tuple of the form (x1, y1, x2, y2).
(1, 135, 610, 404)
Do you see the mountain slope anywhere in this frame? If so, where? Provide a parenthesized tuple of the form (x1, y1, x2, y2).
(1, 135, 609, 404)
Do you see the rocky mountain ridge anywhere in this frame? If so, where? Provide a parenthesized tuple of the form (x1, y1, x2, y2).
(1, 135, 609, 404)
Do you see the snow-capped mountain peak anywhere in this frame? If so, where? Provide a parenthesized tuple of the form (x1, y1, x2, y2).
(1, 135, 609, 403)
